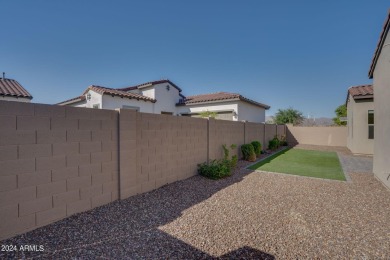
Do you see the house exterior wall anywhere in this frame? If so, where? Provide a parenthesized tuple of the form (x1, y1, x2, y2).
(373, 29, 390, 189)
(152, 83, 181, 115)
(0, 96, 31, 102)
(83, 90, 103, 109)
(176, 102, 239, 121)
(237, 101, 266, 123)
(70, 100, 87, 107)
(346, 95, 374, 155)
(101, 95, 154, 113)
(140, 87, 155, 99)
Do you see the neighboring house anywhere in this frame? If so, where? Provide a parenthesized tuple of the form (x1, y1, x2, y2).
(368, 9, 390, 189)
(0, 77, 33, 102)
(346, 85, 374, 155)
(176, 92, 269, 122)
(58, 80, 270, 123)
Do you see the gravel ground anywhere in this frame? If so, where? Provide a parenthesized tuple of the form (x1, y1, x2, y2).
(1, 147, 389, 259)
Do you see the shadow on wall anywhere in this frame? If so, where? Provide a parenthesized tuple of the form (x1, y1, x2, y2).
(0, 167, 274, 259)
(286, 126, 299, 146)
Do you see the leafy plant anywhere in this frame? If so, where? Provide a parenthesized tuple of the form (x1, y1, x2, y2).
(231, 155, 238, 168)
(274, 107, 304, 125)
(223, 144, 238, 168)
(268, 136, 280, 150)
(241, 144, 256, 162)
(279, 135, 288, 146)
(332, 104, 347, 126)
(251, 141, 262, 157)
(199, 110, 218, 119)
(198, 159, 231, 180)
(198, 144, 238, 180)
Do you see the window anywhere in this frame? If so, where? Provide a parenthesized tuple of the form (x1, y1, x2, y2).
(161, 111, 173, 115)
(93, 104, 100, 109)
(122, 105, 139, 111)
(368, 110, 374, 139)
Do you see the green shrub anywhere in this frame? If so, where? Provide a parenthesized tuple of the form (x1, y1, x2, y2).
(280, 135, 288, 146)
(223, 144, 238, 168)
(198, 159, 231, 180)
(231, 155, 238, 168)
(251, 141, 262, 157)
(198, 144, 238, 180)
(241, 144, 256, 162)
(268, 136, 280, 150)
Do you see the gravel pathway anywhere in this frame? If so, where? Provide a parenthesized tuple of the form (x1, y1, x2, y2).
(1, 149, 389, 259)
(338, 153, 373, 174)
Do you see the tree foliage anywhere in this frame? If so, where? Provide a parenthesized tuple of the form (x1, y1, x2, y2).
(199, 110, 217, 119)
(274, 108, 304, 125)
(333, 104, 347, 126)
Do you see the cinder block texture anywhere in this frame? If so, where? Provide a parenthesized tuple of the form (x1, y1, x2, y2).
(0, 101, 284, 241)
(0, 101, 119, 240)
(119, 112, 208, 199)
(209, 119, 244, 160)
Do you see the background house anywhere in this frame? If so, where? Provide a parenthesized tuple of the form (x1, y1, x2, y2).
(176, 92, 270, 122)
(59, 80, 270, 123)
(0, 77, 33, 102)
(346, 85, 374, 155)
(368, 9, 390, 189)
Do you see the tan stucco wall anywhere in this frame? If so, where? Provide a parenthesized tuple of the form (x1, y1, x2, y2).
(347, 95, 374, 155)
(372, 29, 390, 189)
(286, 125, 347, 147)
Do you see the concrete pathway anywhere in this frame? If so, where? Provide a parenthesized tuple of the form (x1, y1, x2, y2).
(338, 153, 373, 174)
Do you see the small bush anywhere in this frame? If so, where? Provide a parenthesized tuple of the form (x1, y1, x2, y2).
(268, 136, 280, 150)
(198, 159, 231, 180)
(231, 155, 238, 168)
(251, 141, 262, 157)
(198, 144, 238, 180)
(280, 135, 288, 146)
(241, 144, 256, 162)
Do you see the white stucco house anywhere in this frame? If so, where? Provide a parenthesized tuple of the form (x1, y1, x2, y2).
(58, 79, 270, 123)
(368, 9, 390, 189)
(346, 85, 374, 155)
(0, 77, 33, 102)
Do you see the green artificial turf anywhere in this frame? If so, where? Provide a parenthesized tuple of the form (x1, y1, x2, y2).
(248, 148, 346, 181)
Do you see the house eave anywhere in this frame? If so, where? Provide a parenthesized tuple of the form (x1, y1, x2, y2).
(368, 9, 390, 79)
(177, 97, 270, 109)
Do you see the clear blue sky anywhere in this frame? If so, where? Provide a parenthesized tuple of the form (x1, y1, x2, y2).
(1, 1, 388, 117)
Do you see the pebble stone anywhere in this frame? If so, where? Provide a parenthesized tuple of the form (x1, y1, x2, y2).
(0, 146, 389, 259)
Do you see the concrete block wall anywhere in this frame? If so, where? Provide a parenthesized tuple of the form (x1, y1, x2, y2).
(119, 111, 208, 199)
(264, 124, 278, 149)
(0, 101, 287, 240)
(245, 122, 265, 148)
(277, 125, 286, 139)
(208, 119, 245, 160)
(286, 125, 347, 147)
(0, 101, 118, 240)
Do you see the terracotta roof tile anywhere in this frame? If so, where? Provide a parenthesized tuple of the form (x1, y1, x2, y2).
(57, 95, 86, 105)
(348, 84, 374, 98)
(369, 9, 390, 78)
(119, 79, 182, 92)
(0, 78, 33, 99)
(177, 92, 270, 109)
(84, 85, 156, 102)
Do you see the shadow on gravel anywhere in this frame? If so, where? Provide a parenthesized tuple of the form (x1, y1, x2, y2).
(0, 162, 272, 259)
